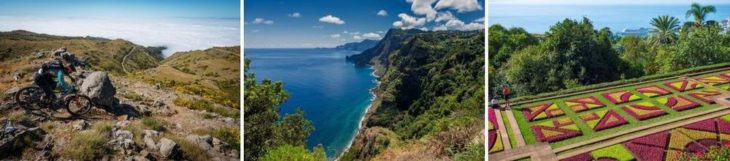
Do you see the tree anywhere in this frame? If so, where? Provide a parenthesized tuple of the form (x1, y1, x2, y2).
(618, 35, 651, 77)
(260, 145, 326, 161)
(661, 26, 730, 72)
(272, 108, 314, 147)
(488, 24, 538, 68)
(649, 15, 680, 45)
(244, 59, 288, 161)
(686, 3, 716, 27)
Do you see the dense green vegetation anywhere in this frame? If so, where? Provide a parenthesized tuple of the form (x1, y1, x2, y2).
(343, 29, 484, 160)
(243, 59, 325, 161)
(490, 3, 730, 98)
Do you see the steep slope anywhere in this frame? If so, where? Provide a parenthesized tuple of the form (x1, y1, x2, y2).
(341, 29, 485, 160)
(130, 47, 241, 110)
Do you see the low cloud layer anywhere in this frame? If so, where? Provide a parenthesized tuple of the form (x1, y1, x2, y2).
(0, 16, 240, 56)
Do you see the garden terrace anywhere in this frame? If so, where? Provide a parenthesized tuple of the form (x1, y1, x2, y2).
(489, 66, 730, 161)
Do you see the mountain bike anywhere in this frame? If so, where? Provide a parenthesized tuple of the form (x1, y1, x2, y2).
(14, 86, 93, 116)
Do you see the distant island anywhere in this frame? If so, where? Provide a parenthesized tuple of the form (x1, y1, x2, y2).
(334, 39, 379, 51)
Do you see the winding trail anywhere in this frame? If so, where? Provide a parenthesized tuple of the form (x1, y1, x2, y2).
(121, 46, 136, 74)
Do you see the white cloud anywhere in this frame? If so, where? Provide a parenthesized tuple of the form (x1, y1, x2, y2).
(319, 15, 345, 25)
(419, 27, 430, 31)
(362, 32, 382, 39)
(288, 12, 302, 18)
(377, 10, 388, 16)
(393, 13, 427, 29)
(474, 17, 485, 22)
(330, 34, 341, 38)
(377, 30, 385, 34)
(434, 0, 483, 12)
(353, 35, 362, 39)
(435, 11, 456, 22)
(436, 19, 484, 31)
(252, 18, 273, 25)
(0, 16, 240, 56)
(406, 0, 438, 20)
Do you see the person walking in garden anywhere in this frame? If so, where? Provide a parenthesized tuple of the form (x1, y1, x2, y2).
(502, 85, 511, 109)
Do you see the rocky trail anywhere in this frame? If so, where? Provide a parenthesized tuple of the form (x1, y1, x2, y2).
(0, 52, 239, 160)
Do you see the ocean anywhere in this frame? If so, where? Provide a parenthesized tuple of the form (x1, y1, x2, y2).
(489, 4, 730, 33)
(245, 48, 377, 160)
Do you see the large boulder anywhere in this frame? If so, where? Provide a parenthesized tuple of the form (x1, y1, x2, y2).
(79, 72, 117, 107)
(158, 138, 178, 159)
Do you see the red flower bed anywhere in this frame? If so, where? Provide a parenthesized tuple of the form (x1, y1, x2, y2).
(566, 96, 605, 112)
(522, 102, 564, 121)
(664, 79, 703, 92)
(657, 95, 701, 111)
(579, 109, 628, 131)
(602, 90, 640, 104)
(696, 75, 730, 85)
(688, 89, 722, 104)
(531, 117, 581, 142)
(622, 102, 667, 120)
(636, 85, 671, 97)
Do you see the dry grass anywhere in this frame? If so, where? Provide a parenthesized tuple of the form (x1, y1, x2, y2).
(169, 135, 209, 161)
(61, 121, 113, 160)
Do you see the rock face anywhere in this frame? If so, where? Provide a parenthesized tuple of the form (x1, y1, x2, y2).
(108, 130, 135, 155)
(72, 120, 87, 131)
(4, 87, 19, 96)
(158, 138, 178, 159)
(79, 72, 117, 107)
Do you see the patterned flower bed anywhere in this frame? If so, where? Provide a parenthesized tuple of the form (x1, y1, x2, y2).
(562, 114, 730, 161)
(688, 89, 723, 104)
(664, 79, 703, 92)
(488, 108, 503, 153)
(579, 109, 628, 131)
(602, 90, 641, 104)
(531, 117, 582, 142)
(565, 96, 605, 112)
(695, 75, 730, 85)
(622, 101, 667, 120)
(523, 102, 565, 121)
(717, 84, 730, 91)
(655, 95, 701, 111)
(637, 85, 672, 97)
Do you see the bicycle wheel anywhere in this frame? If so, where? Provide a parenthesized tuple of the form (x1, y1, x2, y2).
(15, 87, 45, 110)
(65, 94, 92, 116)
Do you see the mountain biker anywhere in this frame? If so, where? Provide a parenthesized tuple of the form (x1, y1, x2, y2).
(33, 48, 77, 101)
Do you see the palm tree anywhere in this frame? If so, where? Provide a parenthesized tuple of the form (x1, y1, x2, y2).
(686, 3, 716, 27)
(650, 15, 680, 44)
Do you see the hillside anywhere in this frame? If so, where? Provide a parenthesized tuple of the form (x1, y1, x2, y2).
(335, 39, 379, 51)
(341, 29, 485, 160)
(0, 31, 239, 161)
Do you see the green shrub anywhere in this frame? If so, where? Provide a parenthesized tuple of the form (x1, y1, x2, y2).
(212, 127, 240, 150)
(142, 117, 167, 132)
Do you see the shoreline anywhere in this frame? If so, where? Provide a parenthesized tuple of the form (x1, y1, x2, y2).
(336, 65, 383, 160)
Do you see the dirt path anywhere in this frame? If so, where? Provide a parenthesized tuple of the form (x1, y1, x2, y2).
(121, 46, 136, 74)
(493, 109, 511, 150)
(504, 109, 525, 147)
(490, 142, 556, 161)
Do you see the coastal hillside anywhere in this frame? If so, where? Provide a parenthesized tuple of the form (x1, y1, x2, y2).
(0, 31, 239, 160)
(341, 29, 485, 160)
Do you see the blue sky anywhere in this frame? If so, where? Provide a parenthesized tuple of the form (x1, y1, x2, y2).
(489, 0, 730, 33)
(0, 0, 239, 18)
(0, 0, 240, 56)
(244, 0, 485, 48)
